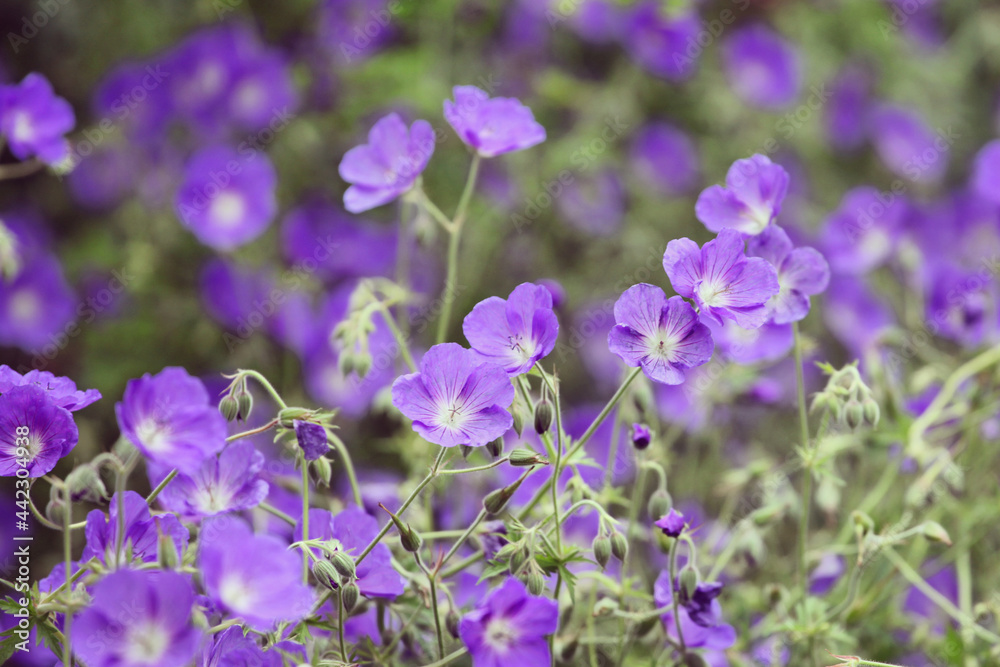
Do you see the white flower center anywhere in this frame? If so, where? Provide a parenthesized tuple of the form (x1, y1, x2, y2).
(484, 617, 518, 653)
(123, 623, 170, 664)
(235, 81, 265, 115)
(10, 112, 36, 144)
(8, 290, 40, 323)
(135, 419, 171, 453)
(220, 574, 256, 613)
(210, 191, 247, 228)
(697, 279, 729, 307)
(195, 483, 234, 515)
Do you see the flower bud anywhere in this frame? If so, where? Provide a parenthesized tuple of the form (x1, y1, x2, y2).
(609, 532, 628, 562)
(630, 423, 651, 450)
(460, 445, 473, 460)
(157, 534, 179, 570)
(920, 521, 952, 546)
(524, 564, 546, 596)
(65, 464, 108, 503)
(312, 457, 333, 487)
(863, 398, 880, 427)
(844, 399, 863, 429)
(341, 582, 360, 613)
(446, 608, 461, 638)
(45, 497, 65, 525)
(592, 598, 618, 617)
(593, 535, 612, 569)
(329, 551, 357, 580)
(236, 391, 254, 422)
(647, 489, 672, 522)
(486, 437, 503, 459)
(353, 353, 372, 379)
(218, 395, 240, 422)
(508, 448, 548, 467)
(683, 653, 709, 667)
(484, 470, 531, 515)
(379, 503, 423, 552)
(508, 544, 530, 575)
(680, 567, 699, 600)
(277, 406, 312, 428)
(312, 560, 340, 591)
(533, 400, 553, 434)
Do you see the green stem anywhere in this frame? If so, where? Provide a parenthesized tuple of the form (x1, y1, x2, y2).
(376, 302, 417, 372)
(62, 491, 72, 667)
(145, 469, 177, 506)
(439, 510, 486, 569)
(259, 501, 297, 526)
(226, 418, 278, 443)
(418, 554, 446, 660)
(793, 322, 812, 598)
(239, 369, 288, 409)
(438, 457, 509, 475)
(668, 538, 686, 656)
(329, 433, 363, 507)
(337, 588, 348, 662)
(421, 648, 468, 667)
(206, 618, 241, 635)
(301, 462, 310, 583)
(434, 154, 481, 345)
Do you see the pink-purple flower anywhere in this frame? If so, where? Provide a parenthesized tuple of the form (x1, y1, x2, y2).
(0, 73, 75, 165)
(663, 229, 780, 329)
(0, 366, 101, 412)
(722, 25, 802, 110)
(82, 491, 189, 566)
(444, 86, 546, 158)
(338, 112, 436, 213)
(971, 139, 1000, 205)
(294, 420, 329, 461)
(463, 283, 559, 376)
(655, 508, 687, 537)
(0, 385, 78, 477)
(695, 155, 790, 235)
(391, 343, 515, 447)
(746, 224, 830, 324)
(71, 570, 201, 667)
(654, 572, 736, 652)
(607, 283, 714, 385)
(459, 577, 559, 667)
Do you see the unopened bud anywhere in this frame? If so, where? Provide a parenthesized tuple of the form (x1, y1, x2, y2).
(509, 448, 548, 467)
(920, 521, 952, 546)
(460, 445, 473, 460)
(844, 400, 863, 429)
(446, 608, 461, 638)
(508, 544, 530, 574)
(863, 398, 880, 427)
(45, 498, 65, 525)
(484, 470, 531, 515)
(379, 503, 422, 552)
(341, 582, 360, 613)
(157, 534, 179, 570)
(312, 560, 340, 591)
(524, 564, 546, 596)
(533, 400, 553, 434)
(486, 437, 503, 459)
(236, 391, 254, 422)
(353, 353, 372, 379)
(647, 489, 672, 522)
(852, 510, 875, 535)
(338, 353, 355, 377)
(592, 598, 618, 617)
(593, 535, 611, 569)
(313, 457, 333, 487)
(610, 532, 628, 562)
(630, 423, 651, 450)
(65, 465, 108, 503)
(218, 395, 240, 422)
(680, 567, 699, 599)
(512, 404, 527, 437)
(329, 550, 357, 580)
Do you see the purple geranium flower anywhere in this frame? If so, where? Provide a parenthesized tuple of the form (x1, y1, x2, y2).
(654, 572, 736, 651)
(622, 2, 701, 81)
(0, 73, 75, 165)
(0, 253, 76, 351)
(459, 577, 559, 667)
(823, 276, 895, 358)
(444, 86, 546, 158)
(147, 441, 269, 519)
(297, 507, 406, 599)
(722, 25, 801, 110)
(294, 420, 329, 461)
(708, 319, 793, 365)
(72, 570, 201, 667)
(924, 262, 995, 347)
(199, 516, 315, 631)
(82, 491, 189, 566)
(655, 509, 687, 537)
(607, 283, 714, 385)
(696, 155, 790, 235)
(201, 626, 281, 667)
(556, 167, 626, 236)
(115, 367, 228, 475)
(824, 64, 872, 152)
(630, 122, 701, 196)
(0, 385, 78, 478)
(0, 366, 101, 411)
(463, 283, 559, 376)
(175, 145, 278, 251)
(391, 343, 515, 447)
(338, 113, 435, 213)
(819, 186, 906, 276)
(746, 224, 830, 323)
(809, 553, 845, 595)
(869, 105, 948, 183)
(663, 229, 781, 328)
(971, 139, 1000, 206)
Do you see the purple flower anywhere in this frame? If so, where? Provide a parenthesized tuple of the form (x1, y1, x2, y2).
(0, 73, 74, 165)
(463, 283, 559, 376)
(631, 423, 651, 450)
(116, 367, 228, 475)
(903, 561, 957, 635)
(0, 366, 101, 411)
(663, 229, 780, 328)
(655, 509, 687, 537)
(0, 385, 78, 477)
(556, 168, 626, 236)
(607, 284, 714, 385)
(623, 3, 701, 81)
(338, 113, 435, 213)
(723, 25, 802, 110)
(869, 105, 948, 183)
(444, 86, 546, 158)
(824, 64, 871, 152)
(809, 553, 845, 596)
(707, 319, 793, 365)
(93, 61, 172, 145)
(0, 253, 76, 351)
(294, 420, 329, 461)
(199, 516, 315, 630)
(924, 262, 995, 347)
(227, 49, 297, 134)
(391, 343, 514, 447)
(297, 507, 406, 599)
(819, 186, 906, 275)
(971, 139, 1000, 206)
(696, 155, 790, 235)
(630, 122, 701, 196)
(147, 441, 269, 519)
(459, 577, 559, 667)
(175, 145, 278, 251)
(201, 626, 282, 667)
(317, 0, 397, 64)
(72, 570, 201, 667)
(823, 276, 895, 357)
(746, 224, 830, 323)
(82, 491, 189, 566)
(654, 572, 736, 651)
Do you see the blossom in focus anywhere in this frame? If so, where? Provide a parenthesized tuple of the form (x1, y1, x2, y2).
(463, 282, 559, 376)
(746, 224, 830, 324)
(338, 112, 435, 213)
(0, 385, 78, 477)
(444, 85, 546, 158)
(0, 73, 75, 165)
(0, 365, 101, 411)
(695, 155, 790, 235)
(663, 229, 780, 329)
(459, 577, 559, 667)
(722, 25, 802, 110)
(82, 491, 189, 566)
(654, 572, 736, 651)
(607, 283, 714, 385)
(391, 343, 515, 447)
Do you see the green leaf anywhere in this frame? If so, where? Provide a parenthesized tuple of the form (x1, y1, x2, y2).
(476, 560, 509, 583)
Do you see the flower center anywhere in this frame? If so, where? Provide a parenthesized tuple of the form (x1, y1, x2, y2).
(210, 191, 247, 228)
(9, 290, 41, 323)
(123, 622, 170, 664)
(135, 419, 171, 453)
(697, 280, 729, 307)
(220, 574, 256, 613)
(10, 112, 36, 144)
(196, 483, 234, 515)
(484, 617, 518, 653)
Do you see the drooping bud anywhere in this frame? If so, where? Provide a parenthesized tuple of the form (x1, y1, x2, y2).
(353, 353, 372, 379)
(218, 395, 240, 422)
(483, 469, 532, 515)
(329, 551, 357, 580)
(920, 521, 952, 546)
(844, 399, 864, 429)
(593, 535, 612, 569)
(647, 489, 672, 521)
(524, 563, 546, 596)
(45, 497, 65, 525)
(460, 445, 474, 460)
(338, 352, 356, 377)
(379, 503, 423, 552)
(533, 399, 553, 434)
(235, 391, 254, 422)
(680, 566, 699, 600)
(157, 533, 179, 570)
(862, 398, 880, 427)
(446, 608, 461, 638)
(592, 598, 618, 617)
(312, 560, 340, 591)
(312, 457, 333, 487)
(486, 437, 503, 459)
(341, 582, 360, 613)
(508, 543, 530, 575)
(65, 464, 108, 503)
(508, 448, 548, 467)
(609, 532, 628, 562)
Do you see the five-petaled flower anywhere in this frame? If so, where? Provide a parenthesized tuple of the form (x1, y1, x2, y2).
(459, 577, 559, 667)
(746, 224, 830, 324)
(463, 282, 559, 376)
(695, 154, 789, 235)
(444, 85, 546, 158)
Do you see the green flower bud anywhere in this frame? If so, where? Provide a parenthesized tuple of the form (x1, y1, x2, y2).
(852, 510, 875, 535)
(593, 535, 612, 569)
(341, 582, 360, 613)
(524, 564, 546, 596)
(236, 391, 254, 422)
(312, 560, 340, 591)
(862, 397, 880, 427)
(45, 498, 65, 525)
(680, 567, 699, 600)
(508, 544, 530, 575)
(486, 437, 503, 459)
(65, 464, 108, 503)
(354, 353, 372, 379)
(338, 352, 355, 377)
(446, 608, 461, 638)
(484, 470, 531, 515)
(844, 399, 864, 429)
(312, 457, 333, 487)
(647, 489, 672, 522)
(533, 400, 553, 434)
(920, 521, 952, 546)
(379, 503, 423, 552)
(592, 598, 618, 617)
(277, 407, 312, 428)
(157, 534, 179, 570)
(508, 448, 548, 467)
(329, 550, 357, 580)
(218, 395, 240, 422)
(609, 532, 628, 562)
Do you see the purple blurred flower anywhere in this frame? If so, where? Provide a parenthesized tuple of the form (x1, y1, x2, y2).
(623, 3, 701, 81)
(0, 366, 101, 411)
(67, 145, 138, 211)
(444, 85, 546, 158)
(116, 367, 228, 474)
(809, 553, 845, 595)
(655, 509, 687, 537)
(820, 186, 906, 275)
(463, 282, 559, 376)
(663, 229, 780, 328)
(654, 572, 736, 650)
(199, 516, 315, 630)
(0, 385, 78, 477)
(201, 626, 282, 667)
(298, 507, 406, 599)
(318, 0, 397, 64)
(723, 25, 802, 110)
(0, 73, 74, 165)
(823, 276, 895, 357)
(971, 140, 1000, 206)
(147, 441, 269, 519)
(459, 577, 558, 667)
(294, 420, 329, 461)
(631, 423, 651, 449)
(391, 343, 515, 447)
(93, 61, 173, 145)
(72, 570, 201, 667)
(607, 283, 714, 384)
(869, 105, 949, 183)
(824, 65, 871, 151)
(903, 561, 957, 635)
(752, 635, 791, 666)
(630, 122, 701, 196)
(83, 491, 189, 566)
(567, 0, 624, 43)
(0, 253, 76, 351)
(175, 145, 278, 251)
(746, 224, 830, 323)
(227, 49, 297, 133)
(696, 154, 790, 235)
(708, 319, 793, 365)
(339, 112, 435, 213)
(556, 168, 626, 236)
(924, 262, 995, 347)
